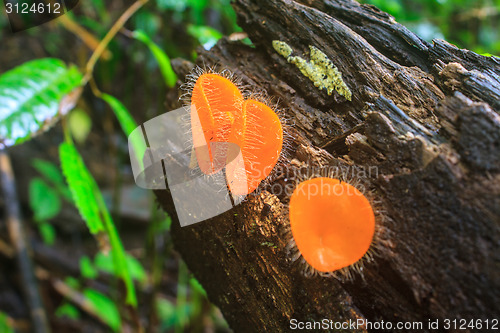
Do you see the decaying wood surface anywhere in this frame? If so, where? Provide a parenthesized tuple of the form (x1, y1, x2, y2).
(156, 0, 500, 331)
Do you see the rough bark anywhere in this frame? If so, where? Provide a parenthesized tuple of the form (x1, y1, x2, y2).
(156, 0, 500, 331)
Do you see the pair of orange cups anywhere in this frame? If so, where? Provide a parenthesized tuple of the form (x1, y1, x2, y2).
(190, 73, 283, 196)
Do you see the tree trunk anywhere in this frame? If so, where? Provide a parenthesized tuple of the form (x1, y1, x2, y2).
(156, 0, 500, 331)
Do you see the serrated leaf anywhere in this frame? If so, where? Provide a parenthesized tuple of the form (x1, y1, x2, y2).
(0, 58, 82, 147)
(59, 141, 137, 307)
(133, 30, 177, 88)
(84, 289, 121, 331)
(29, 178, 61, 221)
(59, 143, 105, 235)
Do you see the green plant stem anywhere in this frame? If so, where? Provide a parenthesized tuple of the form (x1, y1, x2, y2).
(0, 150, 50, 333)
(84, 0, 149, 83)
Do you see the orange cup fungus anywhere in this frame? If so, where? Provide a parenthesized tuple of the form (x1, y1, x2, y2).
(190, 72, 283, 196)
(289, 177, 375, 273)
(191, 73, 244, 175)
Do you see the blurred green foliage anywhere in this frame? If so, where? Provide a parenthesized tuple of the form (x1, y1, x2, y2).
(93, 251, 147, 283)
(133, 29, 178, 87)
(29, 159, 73, 245)
(84, 288, 122, 331)
(68, 108, 92, 144)
(29, 177, 60, 244)
(55, 303, 81, 320)
(361, 0, 500, 55)
(0, 312, 14, 333)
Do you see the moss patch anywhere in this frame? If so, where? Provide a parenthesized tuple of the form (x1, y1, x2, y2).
(272, 40, 352, 101)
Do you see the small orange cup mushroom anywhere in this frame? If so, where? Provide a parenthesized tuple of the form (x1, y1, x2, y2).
(289, 177, 375, 273)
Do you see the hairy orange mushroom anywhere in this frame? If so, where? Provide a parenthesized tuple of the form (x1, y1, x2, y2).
(289, 177, 375, 273)
(226, 99, 283, 196)
(191, 73, 244, 175)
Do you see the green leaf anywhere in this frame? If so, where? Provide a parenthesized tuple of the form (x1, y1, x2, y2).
(0, 312, 14, 333)
(55, 302, 80, 320)
(94, 252, 146, 282)
(80, 255, 98, 279)
(59, 141, 137, 307)
(68, 108, 92, 144)
(133, 11, 161, 39)
(84, 289, 121, 332)
(186, 0, 209, 24)
(29, 178, 61, 221)
(39, 223, 56, 245)
(64, 276, 80, 290)
(59, 143, 105, 235)
(0, 58, 82, 147)
(157, 0, 187, 11)
(32, 159, 64, 185)
(100, 94, 137, 136)
(156, 297, 178, 330)
(100, 93, 146, 171)
(148, 214, 172, 236)
(32, 158, 73, 202)
(187, 25, 223, 50)
(189, 277, 207, 297)
(93, 252, 114, 274)
(0, 312, 13, 333)
(133, 30, 178, 88)
(125, 255, 147, 283)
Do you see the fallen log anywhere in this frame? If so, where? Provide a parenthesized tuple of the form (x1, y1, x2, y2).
(156, 0, 500, 331)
